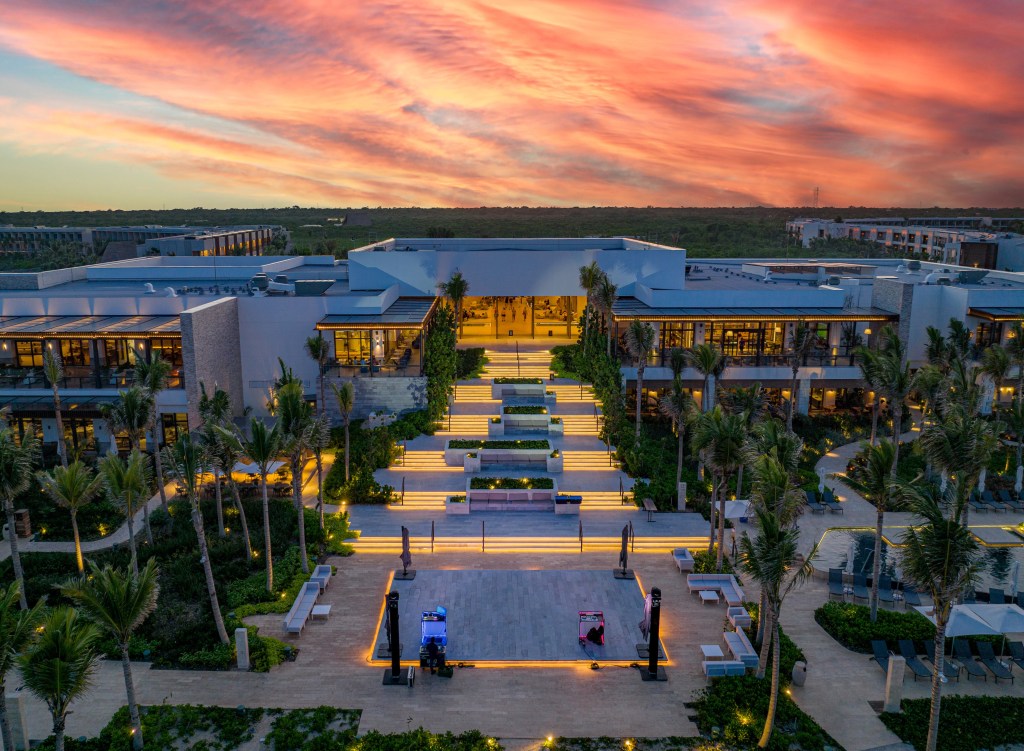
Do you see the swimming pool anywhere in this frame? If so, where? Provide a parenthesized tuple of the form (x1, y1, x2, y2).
(815, 528, 1022, 595)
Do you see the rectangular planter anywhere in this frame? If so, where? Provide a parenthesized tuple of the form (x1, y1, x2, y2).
(545, 391, 557, 406)
(503, 413, 550, 432)
(487, 419, 504, 436)
(554, 501, 580, 515)
(548, 420, 564, 436)
(491, 382, 546, 399)
(546, 454, 563, 472)
(463, 454, 481, 472)
(445, 498, 471, 515)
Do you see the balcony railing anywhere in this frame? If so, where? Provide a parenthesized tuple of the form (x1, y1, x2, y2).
(655, 350, 860, 369)
(0, 366, 183, 390)
(323, 362, 421, 379)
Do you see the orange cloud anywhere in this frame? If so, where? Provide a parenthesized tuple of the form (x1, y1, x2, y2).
(0, 0, 1021, 208)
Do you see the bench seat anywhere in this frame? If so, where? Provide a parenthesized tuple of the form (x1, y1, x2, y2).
(686, 574, 745, 605)
(702, 660, 747, 679)
(672, 548, 695, 573)
(283, 581, 321, 634)
(723, 629, 758, 669)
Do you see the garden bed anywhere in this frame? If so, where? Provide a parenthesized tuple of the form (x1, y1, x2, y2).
(444, 439, 550, 465)
(813, 601, 935, 654)
(492, 379, 546, 398)
(881, 697, 1024, 751)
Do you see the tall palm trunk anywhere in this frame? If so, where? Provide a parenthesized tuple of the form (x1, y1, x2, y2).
(344, 424, 351, 483)
(51, 714, 65, 751)
(676, 426, 684, 485)
(756, 606, 772, 678)
(716, 484, 727, 571)
(891, 404, 903, 474)
(52, 385, 68, 468)
(151, 407, 169, 514)
(121, 643, 143, 750)
(788, 368, 799, 432)
(870, 507, 883, 622)
(261, 473, 274, 592)
(70, 509, 83, 572)
(126, 510, 139, 577)
(214, 469, 225, 537)
(869, 400, 879, 445)
(706, 476, 719, 554)
(4, 500, 27, 609)
(292, 457, 309, 573)
(756, 591, 768, 648)
(925, 623, 947, 751)
(315, 449, 325, 529)
(634, 367, 644, 440)
(758, 617, 782, 748)
(1, 691, 15, 751)
(142, 497, 152, 546)
(229, 480, 253, 561)
(191, 501, 229, 644)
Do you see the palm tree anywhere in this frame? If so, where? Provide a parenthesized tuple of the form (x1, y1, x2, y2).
(62, 560, 159, 751)
(946, 318, 971, 362)
(668, 348, 687, 381)
(1004, 322, 1024, 408)
(220, 419, 282, 592)
(304, 333, 331, 417)
(19, 607, 100, 751)
(875, 326, 914, 475)
(199, 384, 233, 538)
(855, 346, 883, 444)
(162, 435, 229, 644)
(277, 381, 314, 573)
(685, 343, 724, 413)
(578, 261, 604, 350)
(658, 380, 697, 489)
(896, 480, 981, 751)
(331, 381, 355, 483)
(308, 416, 331, 529)
(980, 344, 1010, 412)
(738, 505, 816, 749)
(135, 355, 172, 514)
(438, 270, 470, 341)
(0, 582, 45, 751)
(623, 321, 656, 441)
(205, 423, 253, 562)
(692, 407, 747, 570)
(913, 364, 945, 425)
(43, 348, 68, 467)
(786, 323, 819, 431)
(1003, 399, 1024, 483)
(103, 386, 156, 540)
(838, 440, 895, 622)
(745, 420, 803, 480)
(99, 451, 153, 575)
(0, 427, 38, 609)
(924, 326, 952, 374)
(720, 382, 767, 500)
(594, 275, 618, 357)
(36, 461, 103, 573)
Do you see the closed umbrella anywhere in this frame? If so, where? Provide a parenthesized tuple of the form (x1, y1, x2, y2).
(1011, 560, 1021, 599)
(817, 467, 826, 492)
(723, 500, 751, 519)
(845, 540, 856, 576)
(619, 524, 629, 575)
(400, 526, 412, 577)
(977, 467, 987, 494)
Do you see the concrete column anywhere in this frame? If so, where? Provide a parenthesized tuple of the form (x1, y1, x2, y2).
(5, 690, 30, 749)
(884, 656, 906, 713)
(235, 627, 250, 671)
(694, 323, 705, 346)
(796, 379, 811, 415)
(677, 482, 687, 512)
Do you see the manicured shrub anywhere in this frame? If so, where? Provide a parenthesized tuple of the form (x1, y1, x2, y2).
(881, 697, 1024, 751)
(469, 477, 554, 489)
(814, 601, 935, 653)
(502, 405, 548, 414)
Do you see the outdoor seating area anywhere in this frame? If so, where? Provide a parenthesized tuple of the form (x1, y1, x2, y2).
(826, 568, 923, 608)
(284, 567, 334, 634)
(686, 574, 745, 606)
(672, 548, 695, 573)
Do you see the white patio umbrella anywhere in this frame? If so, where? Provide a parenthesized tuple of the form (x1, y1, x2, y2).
(232, 460, 285, 475)
(969, 603, 1024, 634)
(108, 431, 119, 456)
(817, 467, 826, 492)
(977, 467, 987, 494)
(1016, 464, 1024, 495)
(723, 500, 751, 520)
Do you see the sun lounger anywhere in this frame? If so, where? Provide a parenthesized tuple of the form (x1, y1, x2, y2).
(968, 492, 989, 513)
(898, 640, 931, 681)
(981, 490, 1008, 512)
(997, 489, 1024, 512)
(976, 641, 1015, 683)
(1008, 641, 1024, 671)
(871, 640, 891, 673)
(953, 640, 988, 681)
(924, 640, 960, 681)
(901, 584, 923, 608)
(805, 490, 826, 514)
(989, 587, 1007, 604)
(821, 488, 844, 514)
(853, 573, 870, 602)
(877, 574, 896, 606)
(828, 568, 846, 600)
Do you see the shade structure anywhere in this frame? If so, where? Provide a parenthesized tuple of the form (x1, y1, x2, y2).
(971, 604, 1024, 634)
(914, 605, 1003, 637)
(232, 460, 285, 475)
(723, 500, 751, 519)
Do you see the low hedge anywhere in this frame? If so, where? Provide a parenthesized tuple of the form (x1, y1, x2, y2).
(503, 405, 548, 414)
(814, 601, 935, 653)
(881, 697, 1024, 751)
(494, 377, 543, 384)
(447, 439, 550, 449)
(469, 477, 554, 489)
(456, 347, 487, 379)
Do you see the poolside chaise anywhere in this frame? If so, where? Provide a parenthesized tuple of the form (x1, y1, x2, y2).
(1008, 641, 1024, 671)
(968, 492, 989, 513)
(723, 628, 759, 669)
(821, 488, 844, 514)
(871, 640, 890, 673)
(686, 574, 745, 606)
(898, 640, 931, 681)
(976, 641, 1015, 683)
(924, 640, 960, 681)
(900, 583, 923, 608)
(828, 568, 845, 601)
(981, 490, 1009, 512)
(997, 489, 1024, 512)
(852, 573, 869, 602)
(877, 574, 896, 607)
(804, 490, 826, 514)
(953, 640, 988, 681)
(989, 587, 1007, 604)
(283, 581, 320, 634)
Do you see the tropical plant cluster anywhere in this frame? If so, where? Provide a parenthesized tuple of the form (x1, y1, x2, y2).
(468, 477, 554, 489)
(813, 602, 936, 653)
(456, 347, 488, 379)
(880, 697, 1024, 751)
(493, 377, 544, 384)
(502, 405, 548, 414)
(424, 303, 458, 421)
(447, 440, 550, 449)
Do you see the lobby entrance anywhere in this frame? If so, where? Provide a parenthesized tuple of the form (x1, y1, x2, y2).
(459, 296, 583, 339)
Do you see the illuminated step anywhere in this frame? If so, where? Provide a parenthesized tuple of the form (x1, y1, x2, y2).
(349, 536, 708, 554)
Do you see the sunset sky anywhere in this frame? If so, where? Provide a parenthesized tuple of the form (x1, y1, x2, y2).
(1, 0, 1021, 210)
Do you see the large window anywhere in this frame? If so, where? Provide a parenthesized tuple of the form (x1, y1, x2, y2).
(15, 340, 43, 367)
(661, 322, 694, 351)
(60, 339, 91, 367)
(161, 413, 189, 445)
(102, 339, 139, 369)
(333, 330, 372, 363)
(151, 337, 183, 367)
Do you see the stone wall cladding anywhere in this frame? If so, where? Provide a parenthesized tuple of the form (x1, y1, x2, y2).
(324, 376, 427, 422)
(871, 277, 914, 345)
(181, 297, 244, 426)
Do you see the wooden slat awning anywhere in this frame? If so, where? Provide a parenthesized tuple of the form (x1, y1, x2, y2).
(316, 297, 438, 330)
(0, 315, 180, 338)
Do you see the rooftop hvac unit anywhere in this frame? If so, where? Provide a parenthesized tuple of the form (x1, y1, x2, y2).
(907, 260, 922, 271)
(826, 276, 841, 285)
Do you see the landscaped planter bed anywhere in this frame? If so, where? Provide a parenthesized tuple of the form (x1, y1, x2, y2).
(466, 477, 558, 510)
(490, 413, 562, 434)
(444, 439, 551, 466)
(491, 378, 546, 399)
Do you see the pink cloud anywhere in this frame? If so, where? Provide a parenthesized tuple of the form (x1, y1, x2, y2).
(0, 0, 1021, 208)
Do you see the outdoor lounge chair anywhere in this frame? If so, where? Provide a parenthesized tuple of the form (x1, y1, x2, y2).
(1008, 641, 1024, 671)
(828, 568, 846, 600)
(968, 492, 989, 513)
(989, 588, 1007, 604)
(924, 640, 960, 681)
(976, 641, 1015, 683)
(871, 640, 891, 673)
(877, 574, 896, 607)
(981, 490, 1009, 512)
(898, 640, 931, 680)
(997, 489, 1024, 512)
(900, 583, 923, 608)
(821, 488, 844, 514)
(953, 640, 988, 681)
(853, 573, 870, 602)
(805, 490, 826, 514)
